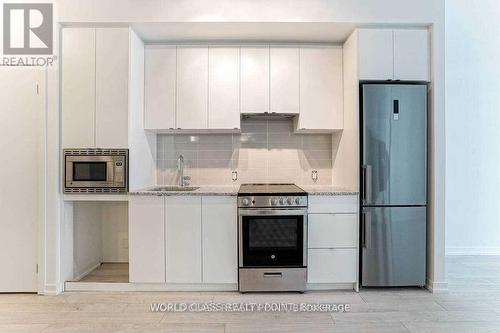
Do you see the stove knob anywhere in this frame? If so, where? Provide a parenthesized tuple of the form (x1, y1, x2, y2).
(279, 198, 285, 205)
(242, 198, 250, 206)
(287, 197, 294, 205)
(270, 198, 278, 206)
(295, 197, 302, 205)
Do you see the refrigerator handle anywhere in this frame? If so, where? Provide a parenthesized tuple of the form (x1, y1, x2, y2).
(362, 165, 373, 205)
(362, 209, 371, 249)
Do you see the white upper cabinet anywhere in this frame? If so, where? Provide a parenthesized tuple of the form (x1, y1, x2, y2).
(176, 47, 208, 129)
(240, 46, 270, 113)
(358, 29, 394, 81)
(296, 47, 343, 131)
(62, 27, 130, 148)
(62, 28, 96, 148)
(393, 29, 430, 81)
(208, 47, 240, 129)
(95, 28, 129, 148)
(270, 47, 299, 114)
(165, 196, 202, 283)
(144, 47, 177, 130)
(358, 28, 430, 82)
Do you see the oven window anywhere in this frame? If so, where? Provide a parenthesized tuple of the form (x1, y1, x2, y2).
(73, 162, 107, 181)
(241, 215, 304, 267)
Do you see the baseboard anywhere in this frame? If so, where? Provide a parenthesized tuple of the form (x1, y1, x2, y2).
(64, 282, 238, 292)
(446, 247, 500, 256)
(72, 261, 102, 282)
(306, 283, 356, 291)
(425, 278, 448, 293)
(43, 283, 63, 295)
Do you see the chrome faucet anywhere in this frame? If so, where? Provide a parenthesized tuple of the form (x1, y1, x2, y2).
(177, 155, 190, 187)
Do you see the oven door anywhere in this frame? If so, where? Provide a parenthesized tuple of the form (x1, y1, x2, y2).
(65, 155, 116, 188)
(239, 208, 307, 268)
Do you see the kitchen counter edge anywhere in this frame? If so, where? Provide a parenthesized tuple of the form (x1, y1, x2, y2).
(129, 185, 358, 197)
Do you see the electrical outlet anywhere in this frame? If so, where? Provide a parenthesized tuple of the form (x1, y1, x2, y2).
(232, 171, 238, 181)
(311, 170, 318, 182)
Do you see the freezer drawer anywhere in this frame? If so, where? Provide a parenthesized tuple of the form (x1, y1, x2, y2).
(361, 206, 426, 287)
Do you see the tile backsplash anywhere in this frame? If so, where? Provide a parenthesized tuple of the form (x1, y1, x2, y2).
(157, 119, 335, 186)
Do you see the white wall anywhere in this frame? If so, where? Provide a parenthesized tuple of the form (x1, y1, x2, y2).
(72, 202, 102, 280)
(101, 202, 129, 262)
(445, 0, 500, 255)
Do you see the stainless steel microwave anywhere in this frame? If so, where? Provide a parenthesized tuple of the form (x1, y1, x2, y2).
(64, 149, 128, 194)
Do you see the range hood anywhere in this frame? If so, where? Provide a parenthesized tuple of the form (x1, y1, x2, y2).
(241, 113, 297, 120)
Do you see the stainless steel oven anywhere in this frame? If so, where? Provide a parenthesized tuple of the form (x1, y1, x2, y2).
(237, 184, 308, 292)
(64, 149, 128, 193)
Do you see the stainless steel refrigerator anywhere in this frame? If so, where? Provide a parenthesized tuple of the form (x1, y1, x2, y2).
(361, 84, 427, 287)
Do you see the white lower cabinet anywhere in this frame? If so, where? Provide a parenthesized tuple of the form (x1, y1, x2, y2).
(129, 196, 165, 283)
(202, 197, 238, 283)
(307, 195, 359, 287)
(308, 214, 358, 248)
(129, 195, 237, 286)
(166, 196, 202, 283)
(308, 249, 357, 283)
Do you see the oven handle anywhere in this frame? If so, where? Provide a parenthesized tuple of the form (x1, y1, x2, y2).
(238, 208, 308, 216)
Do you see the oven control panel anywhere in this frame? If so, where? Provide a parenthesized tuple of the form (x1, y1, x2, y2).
(238, 196, 307, 208)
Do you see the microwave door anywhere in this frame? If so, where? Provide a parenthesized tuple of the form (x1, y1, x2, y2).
(66, 157, 114, 188)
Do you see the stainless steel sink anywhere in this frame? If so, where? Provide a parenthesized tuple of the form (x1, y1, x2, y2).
(149, 186, 200, 192)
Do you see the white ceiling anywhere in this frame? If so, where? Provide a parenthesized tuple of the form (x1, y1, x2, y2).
(131, 22, 358, 44)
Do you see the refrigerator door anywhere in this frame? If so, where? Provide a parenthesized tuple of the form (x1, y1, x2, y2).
(361, 206, 426, 287)
(362, 84, 427, 206)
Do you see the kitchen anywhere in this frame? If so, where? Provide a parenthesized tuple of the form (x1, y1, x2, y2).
(59, 25, 428, 293)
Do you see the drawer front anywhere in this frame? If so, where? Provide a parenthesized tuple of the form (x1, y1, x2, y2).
(239, 268, 306, 292)
(308, 214, 358, 248)
(308, 195, 358, 214)
(307, 248, 357, 283)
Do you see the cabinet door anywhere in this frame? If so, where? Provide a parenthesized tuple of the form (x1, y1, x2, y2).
(297, 48, 343, 131)
(308, 214, 358, 248)
(393, 29, 429, 81)
(208, 47, 240, 129)
(61, 28, 95, 148)
(240, 47, 269, 113)
(176, 47, 208, 129)
(166, 196, 202, 283)
(358, 29, 394, 80)
(202, 196, 237, 284)
(270, 47, 299, 114)
(308, 249, 357, 283)
(95, 28, 129, 148)
(129, 196, 165, 283)
(145, 47, 177, 130)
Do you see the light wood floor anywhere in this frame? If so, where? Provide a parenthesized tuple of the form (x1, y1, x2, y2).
(76, 263, 129, 283)
(2, 256, 500, 332)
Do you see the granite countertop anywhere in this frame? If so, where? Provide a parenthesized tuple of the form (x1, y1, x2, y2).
(298, 185, 359, 196)
(129, 185, 357, 196)
(129, 185, 239, 196)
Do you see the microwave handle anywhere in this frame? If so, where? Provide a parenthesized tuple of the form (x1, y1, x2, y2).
(107, 161, 114, 182)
